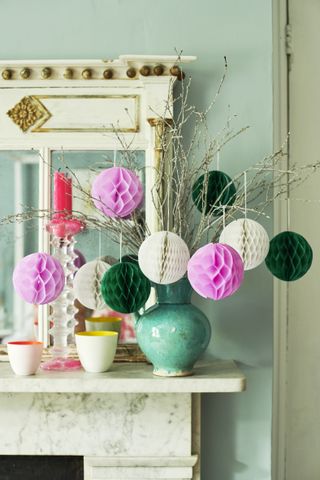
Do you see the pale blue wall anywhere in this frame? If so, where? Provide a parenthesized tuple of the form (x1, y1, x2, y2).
(0, 0, 273, 478)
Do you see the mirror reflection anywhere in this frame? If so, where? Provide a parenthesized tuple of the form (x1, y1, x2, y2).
(51, 150, 146, 344)
(0, 150, 39, 341)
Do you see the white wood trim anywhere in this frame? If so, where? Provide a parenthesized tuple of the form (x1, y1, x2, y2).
(13, 160, 24, 337)
(192, 394, 201, 480)
(83, 456, 197, 480)
(0, 55, 196, 67)
(272, 1, 289, 478)
(37, 147, 51, 345)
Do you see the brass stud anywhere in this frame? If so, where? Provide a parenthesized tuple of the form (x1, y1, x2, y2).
(2, 69, 12, 80)
(20, 68, 31, 79)
(41, 67, 52, 79)
(64, 68, 73, 79)
(153, 64, 164, 76)
(170, 65, 185, 81)
(82, 68, 92, 79)
(126, 67, 136, 78)
(103, 68, 113, 79)
(140, 65, 151, 76)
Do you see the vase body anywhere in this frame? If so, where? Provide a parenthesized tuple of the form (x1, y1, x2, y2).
(136, 278, 211, 376)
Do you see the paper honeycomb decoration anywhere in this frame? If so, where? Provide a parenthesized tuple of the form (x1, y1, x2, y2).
(120, 254, 139, 265)
(91, 166, 143, 218)
(73, 259, 111, 310)
(219, 218, 270, 270)
(101, 262, 151, 314)
(138, 231, 190, 285)
(13, 252, 65, 305)
(187, 243, 244, 300)
(265, 231, 313, 281)
(192, 170, 237, 215)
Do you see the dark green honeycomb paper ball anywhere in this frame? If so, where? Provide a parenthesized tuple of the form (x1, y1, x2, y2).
(192, 170, 237, 215)
(120, 254, 139, 265)
(265, 231, 313, 281)
(101, 262, 151, 314)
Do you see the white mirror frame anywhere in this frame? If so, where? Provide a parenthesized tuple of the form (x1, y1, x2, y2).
(0, 55, 196, 345)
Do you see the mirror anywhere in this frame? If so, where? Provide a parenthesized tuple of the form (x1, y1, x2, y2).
(0, 56, 189, 346)
(0, 150, 39, 341)
(50, 150, 146, 344)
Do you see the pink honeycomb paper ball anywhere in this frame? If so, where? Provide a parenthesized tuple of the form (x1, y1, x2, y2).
(13, 252, 65, 305)
(187, 243, 244, 301)
(91, 167, 143, 218)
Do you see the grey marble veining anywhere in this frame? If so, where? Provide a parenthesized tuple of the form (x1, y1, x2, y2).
(0, 392, 191, 457)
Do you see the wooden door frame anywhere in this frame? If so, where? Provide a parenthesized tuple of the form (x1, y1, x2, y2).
(272, 0, 289, 478)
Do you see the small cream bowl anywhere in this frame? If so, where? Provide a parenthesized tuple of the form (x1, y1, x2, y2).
(7, 341, 43, 376)
(75, 331, 118, 373)
(85, 316, 122, 335)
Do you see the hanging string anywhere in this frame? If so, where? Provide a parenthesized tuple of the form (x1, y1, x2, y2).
(206, 214, 210, 243)
(119, 226, 123, 262)
(113, 150, 117, 167)
(98, 227, 102, 259)
(243, 171, 247, 219)
(287, 196, 291, 231)
(222, 205, 226, 230)
(216, 148, 220, 171)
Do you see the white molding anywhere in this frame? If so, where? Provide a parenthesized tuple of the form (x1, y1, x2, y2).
(84, 456, 198, 467)
(272, 1, 289, 479)
(37, 147, 51, 345)
(192, 393, 201, 480)
(0, 361, 245, 393)
(83, 456, 198, 480)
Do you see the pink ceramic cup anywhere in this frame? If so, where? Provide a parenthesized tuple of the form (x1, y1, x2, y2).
(7, 341, 43, 376)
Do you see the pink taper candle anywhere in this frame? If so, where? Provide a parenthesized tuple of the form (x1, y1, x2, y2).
(54, 172, 72, 217)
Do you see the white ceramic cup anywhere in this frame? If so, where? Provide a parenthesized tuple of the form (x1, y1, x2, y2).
(75, 331, 118, 373)
(7, 341, 43, 376)
(85, 316, 122, 334)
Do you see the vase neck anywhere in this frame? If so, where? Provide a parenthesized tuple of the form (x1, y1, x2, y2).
(155, 278, 192, 304)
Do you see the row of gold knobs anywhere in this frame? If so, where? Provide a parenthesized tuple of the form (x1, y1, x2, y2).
(1, 65, 185, 80)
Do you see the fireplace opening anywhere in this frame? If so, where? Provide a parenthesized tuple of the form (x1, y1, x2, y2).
(0, 456, 83, 480)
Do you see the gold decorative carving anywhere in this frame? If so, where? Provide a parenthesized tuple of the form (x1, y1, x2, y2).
(140, 65, 151, 76)
(64, 68, 73, 79)
(154, 64, 164, 76)
(7, 96, 51, 132)
(170, 65, 181, 76)
(82, 68, 92, 79)
(126, 67, 136, 78)
(20, 68, 31, 79)
(103, 68, 113, 79)
(41, 67, 52, 79)
(2, 69, 12, 80)
(33, 94, 139, 133)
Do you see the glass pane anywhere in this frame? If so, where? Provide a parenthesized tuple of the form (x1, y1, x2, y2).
(51, 150, 146, 343)
(0, 151, 39, 339)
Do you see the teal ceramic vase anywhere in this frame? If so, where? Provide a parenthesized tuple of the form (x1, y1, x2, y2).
(135, 278, 211, 376)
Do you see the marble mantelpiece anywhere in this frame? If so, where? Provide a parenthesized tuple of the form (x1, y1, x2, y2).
(0, 361, 245, 479)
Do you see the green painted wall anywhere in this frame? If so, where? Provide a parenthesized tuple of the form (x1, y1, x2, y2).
(0, 0, 273, 478)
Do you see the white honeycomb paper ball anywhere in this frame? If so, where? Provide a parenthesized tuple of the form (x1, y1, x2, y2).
(138, 231, 190, 285)
(73, 259, 112, 310)
(219, 218, 270, 270)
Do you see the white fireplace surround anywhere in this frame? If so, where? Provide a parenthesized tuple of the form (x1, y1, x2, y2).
(0, 57, 246, 479)
(0, 360, 245, 479)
